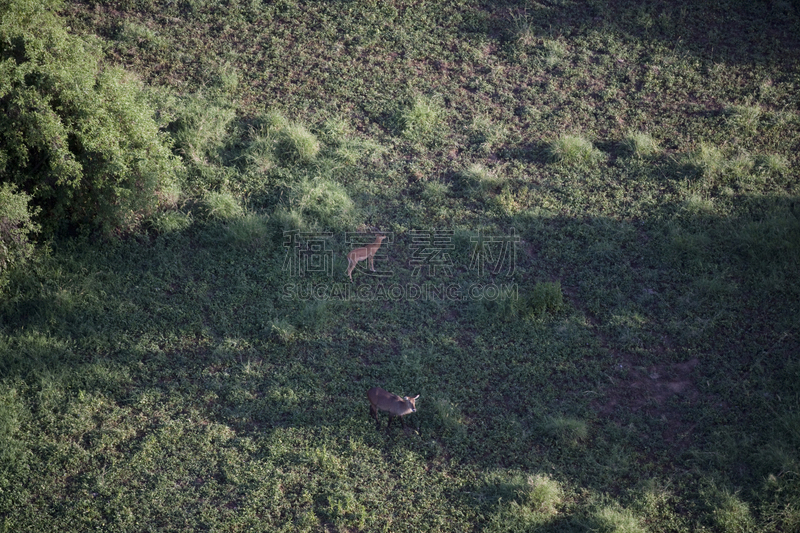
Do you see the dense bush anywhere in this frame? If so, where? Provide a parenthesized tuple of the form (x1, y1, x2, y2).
(0, 0, 183, 236)
(0, 183, 38, 284)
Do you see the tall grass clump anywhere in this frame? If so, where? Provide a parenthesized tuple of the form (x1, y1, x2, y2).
(707, 488, 756, 533)
(591, 505, 647, 533)
(433, 398, 467, 440)
(242, 127, 278, 174)
(277, 123, 321, 164)
(681, 144, 777, 190)
(227, 212, 270, 248)
(485, 474, 563, 532)
(727, 152, 758, 186)
(284, 178, 356, 231)
(543, 416, 588, 445)
(461, 163, 503, 193)
(755, 154, 789, 178)
(270, 318, 296, 343)
(684, 142, 726, 179)
(523, 474, 564, 516)
(116, 20, 168, 51)
(468, 114, 506, 154)
(260, 110, 291, 131)
(209, 60, 239, 94)
(623, 131, 661, 158)
(170, 94, 236, 167)
(525, 281, 564, 317)
(549, 134, 605, 167)
(298, 299, 341, 331)
(541, 39, 568, 67)
(398, 94, 445, 144)
(725, 104, 762, 134)
(422, 180, 450, 205)
(272, 207, 308, 233)
(319, 115, 352, 146)
(510, 11, 536, 48)
(150, 210, 193, 234)
(201, 191, 244, 220)
(244, 113, 321, 170)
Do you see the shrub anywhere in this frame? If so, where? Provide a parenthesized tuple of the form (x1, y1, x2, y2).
(0, 0, 183, 235)
(150, 211, 192, 234)
(170, 94, 236, 168)
(0, 183, 39, 280)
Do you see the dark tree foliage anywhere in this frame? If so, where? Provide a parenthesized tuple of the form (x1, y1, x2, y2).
(0, 0, 183, 236)
(0, 183, 38, 288)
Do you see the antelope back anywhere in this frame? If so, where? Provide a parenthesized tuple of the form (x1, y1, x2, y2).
(368, 387, 419, 416)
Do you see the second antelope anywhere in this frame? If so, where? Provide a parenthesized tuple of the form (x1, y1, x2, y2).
(367, 387, 419, 434)
(346, 234, 386, 281)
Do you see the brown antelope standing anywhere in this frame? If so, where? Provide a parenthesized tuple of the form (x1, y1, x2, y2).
(367, 387, 419, 433)
(346, 234, 386, 281)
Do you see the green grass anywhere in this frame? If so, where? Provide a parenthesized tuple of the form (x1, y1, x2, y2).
(277, 123, 321, 165)
(398, 94, 445, 145)
(623, 131, 661, 158)
(201, 190, 244, 220)
(461, 162, 503, 194)
(591, 504, 647, 533)
(548, 134, 606, 167)
(1, 0, 799, 531)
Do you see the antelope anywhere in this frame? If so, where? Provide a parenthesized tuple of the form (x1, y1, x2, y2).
(346, 234, 386, 281)
(367, 387, 419, 434)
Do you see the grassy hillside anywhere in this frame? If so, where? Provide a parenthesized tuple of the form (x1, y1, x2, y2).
(2, 0, 799, 531)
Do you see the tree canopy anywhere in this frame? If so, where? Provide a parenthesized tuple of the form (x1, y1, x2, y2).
(0, 0, 182, 237)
